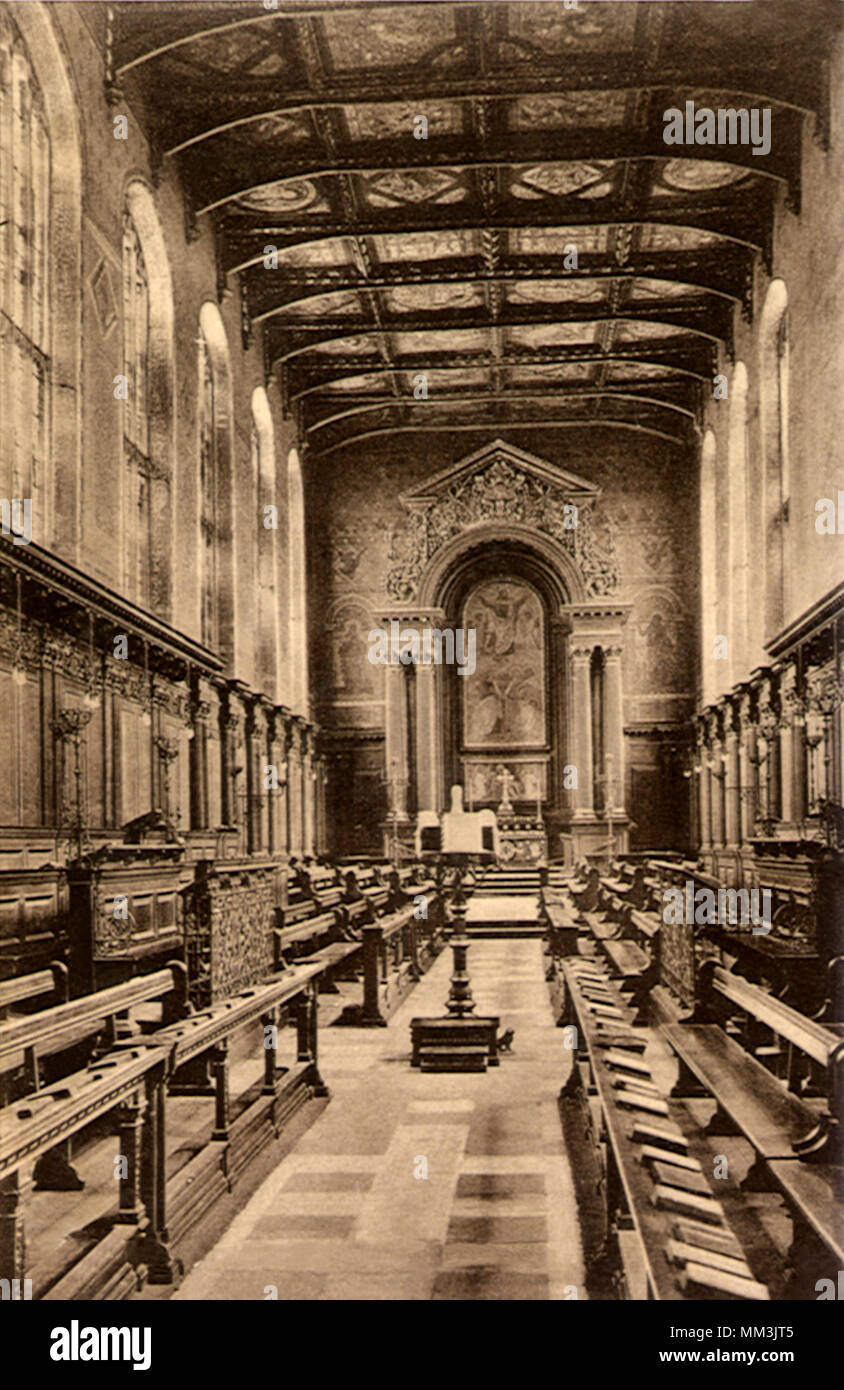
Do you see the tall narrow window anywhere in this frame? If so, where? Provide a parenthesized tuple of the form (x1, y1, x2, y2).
(699, 430, 718, 705)
(122, 211, 152, 604)
(776, 314, 790, 519)
(0, 13, 50, 522)
(287, 447, 308, 715)
(759, 280, 789, 639)
(198, 329, 218, 648)
(252, 387, 280, 698)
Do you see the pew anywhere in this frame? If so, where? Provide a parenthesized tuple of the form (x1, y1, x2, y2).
(0, 957, 329, 1292)
(0, 963, 188, 1097)
(662, 961, 844, 1296)
(273, 909, 342, 967)
(557, 957, 770, 1300)
(0, 962, 68, 1019)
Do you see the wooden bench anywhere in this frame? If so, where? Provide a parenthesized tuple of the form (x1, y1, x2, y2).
(661, 1021, 844, 1289)
(0, 962, 68, 1019)
(273, 910, 341, 968)
(559, 960, 768, 1300)
(0, 957, 329, 1290)
(0, 963, 188, 1090)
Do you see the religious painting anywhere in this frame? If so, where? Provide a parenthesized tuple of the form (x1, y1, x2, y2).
(461, 578, 546, 748)
(329, 600, 380, 699)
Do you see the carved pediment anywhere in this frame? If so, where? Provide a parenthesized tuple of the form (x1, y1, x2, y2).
(400, 439, 599, 510)
(386, 439, 619, 602)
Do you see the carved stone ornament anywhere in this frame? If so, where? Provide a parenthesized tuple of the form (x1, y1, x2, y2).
(385, 440, 620, 602)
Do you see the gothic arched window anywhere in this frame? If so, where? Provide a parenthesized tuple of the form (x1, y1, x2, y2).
(287, 447, 308, 715)
(0, 11, 50, 520)
(198, 327, 218, 648)
(759, 279, 790, 638)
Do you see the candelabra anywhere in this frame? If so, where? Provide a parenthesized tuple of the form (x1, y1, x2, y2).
(52, 707, 93, 861)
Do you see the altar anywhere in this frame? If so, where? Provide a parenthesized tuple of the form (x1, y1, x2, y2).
(497, 815, 547, 864)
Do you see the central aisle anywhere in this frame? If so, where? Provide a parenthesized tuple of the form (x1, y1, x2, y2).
(176, 939, 585, 1300)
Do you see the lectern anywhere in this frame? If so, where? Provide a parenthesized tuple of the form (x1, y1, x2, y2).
(410, 787, 500, 1072)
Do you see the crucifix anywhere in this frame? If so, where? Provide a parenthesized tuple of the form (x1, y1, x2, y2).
(495, 764, 514, 814)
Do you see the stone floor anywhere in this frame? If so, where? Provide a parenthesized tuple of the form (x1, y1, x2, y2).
(175, 938, 585, 1301)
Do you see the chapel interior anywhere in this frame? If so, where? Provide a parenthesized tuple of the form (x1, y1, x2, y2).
(0, 0, 842, 1304)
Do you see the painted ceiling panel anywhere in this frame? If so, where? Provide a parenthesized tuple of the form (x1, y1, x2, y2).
(360, 168, 467, 208)
(343, 101, 463, 141)
(382, 283, 485, 314)
(506, 280, 606, 306)
(507, 323, 600, 349)
(508, 92, 629, 131)
(234, 178, 330, 215)
(510, 162, 616, 201)
(392, 329, 490, 355)
(112, 0, 836, 452)
(320, 7, 458, 70)
(373, 230, 476, 262)
(506, 2, 638, 56)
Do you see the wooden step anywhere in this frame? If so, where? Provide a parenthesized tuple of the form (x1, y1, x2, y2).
(418, 1044, 488, 1073)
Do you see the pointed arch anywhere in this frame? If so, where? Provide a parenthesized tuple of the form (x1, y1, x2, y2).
(1, 2, 81, 552)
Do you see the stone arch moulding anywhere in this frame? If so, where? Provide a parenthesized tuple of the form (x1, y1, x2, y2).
(9, 1, 83, 556)
(419, 522, 585, 610)
(385, 438, 620, 609)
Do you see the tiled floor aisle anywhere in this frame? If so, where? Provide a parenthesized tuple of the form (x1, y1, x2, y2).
(175, 939, 585, 1300)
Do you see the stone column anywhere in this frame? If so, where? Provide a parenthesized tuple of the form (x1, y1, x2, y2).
(709, 721, 726, 848)
(273, 708, 290, 857)
(414, 658, 440, 813)
(757, 675, 779, 821)
(204, 681, 223, 831)
(778, 663, 797, 826)
(737, 690, 756, 844)
(287, 720, 303, 857)
(245, 701, 267, 855)
(603, 644, 626, 813)
(302, 727, 315, 857)
(383, 661, 409, 821)
(698, 745, 712, 852)
(570, 645, 594, 819)
(722, 700, 741, 850)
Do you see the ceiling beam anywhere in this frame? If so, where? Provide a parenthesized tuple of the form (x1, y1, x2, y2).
(285, 339, 717, 396)
(184, 125, 797, 215)
(221, 188, 774, 273)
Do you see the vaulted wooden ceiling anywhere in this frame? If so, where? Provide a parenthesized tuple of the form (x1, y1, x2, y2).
(111, 0, 837, 456)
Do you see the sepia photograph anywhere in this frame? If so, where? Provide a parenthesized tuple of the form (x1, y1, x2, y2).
(0, 0, 842, 1360)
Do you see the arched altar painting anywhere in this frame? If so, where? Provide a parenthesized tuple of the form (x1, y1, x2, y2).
(462, 578, 546, 748)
